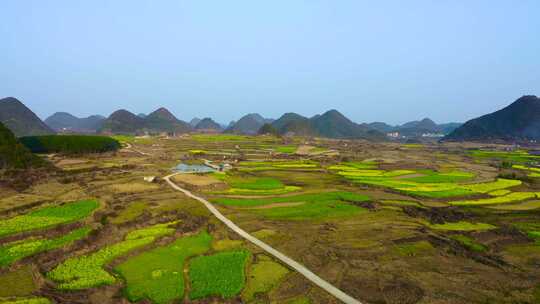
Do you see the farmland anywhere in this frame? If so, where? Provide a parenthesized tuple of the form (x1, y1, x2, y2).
(188, 250, 250, 300)
(1, 134, 540, 303)
(115, 231, 212, 303)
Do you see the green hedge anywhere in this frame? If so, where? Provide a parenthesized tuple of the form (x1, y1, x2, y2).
(20, 135, 120, 154)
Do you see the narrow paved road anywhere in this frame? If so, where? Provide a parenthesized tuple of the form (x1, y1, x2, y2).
(164, 173, 363, 304)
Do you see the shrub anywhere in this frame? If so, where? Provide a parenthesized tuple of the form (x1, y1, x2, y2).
(20, 135, 120, 154)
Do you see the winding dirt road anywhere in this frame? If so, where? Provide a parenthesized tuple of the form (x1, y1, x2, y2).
(164, 172, 363, 304)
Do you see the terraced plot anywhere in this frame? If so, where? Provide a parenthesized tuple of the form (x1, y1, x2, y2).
(219, 176, 301, 195)
(427, 221, 496, 231)
(48, 222, 178, 289)
(469, 149, 540, 163)
(449, 192, 538, 206)
(331, 162, 522, 199)
(237, 160, 319, 172)
(214, 191, 369, 220)
(0, 227, 91, 267)
(115, 231, 212, 304)
(0, 200, 99, 238)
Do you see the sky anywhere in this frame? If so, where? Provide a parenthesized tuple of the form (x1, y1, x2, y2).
(1, 1, 539, 125)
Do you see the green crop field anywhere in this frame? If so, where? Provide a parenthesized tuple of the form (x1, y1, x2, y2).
(214, 191, 369, 220)
(0, 227, 91, 267)
(0, 200, 99, 238)
(115, 231, 212, 304)
(469, 149, 540, 163)
(188, 250, 250, 300)
(275, 145, 297, 153)
(48, 222, 178, 289)
(229, 177, 285, 190)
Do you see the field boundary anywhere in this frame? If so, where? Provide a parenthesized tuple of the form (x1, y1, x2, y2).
(164, 172, 363, 304)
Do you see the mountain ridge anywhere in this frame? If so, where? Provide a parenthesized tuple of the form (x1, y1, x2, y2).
(0, 97, 55, 137)
(45, 112, 105, 133)
(444, 95, 540, 141)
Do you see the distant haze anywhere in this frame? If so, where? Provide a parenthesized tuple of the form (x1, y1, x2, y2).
(1, 1, 539, 124)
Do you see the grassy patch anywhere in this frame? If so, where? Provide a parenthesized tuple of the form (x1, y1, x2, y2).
(188, 250, 250, 300)
(213, 239, 243, 251)
(124, 221, 179, 240)
(450, 235, 486, 252)
(285, 296, 311, 304)
(243, 256, 289, 301)
(0, 266, 36, 298)
(275, 146, 297, 154)
(110, 202, 147, 224)
(251, 229, 277, 239)
(403, 144, 423, 148)
(0, 227, 91, 267)
(115, 231, 212, 304)
(0, 200, 99, 238)
(395, 241, 435, 256)
(109, 182, 160, 194)
(0, 298, 51, 304)
(48, 222, 178, 290)
(427, 221, 495, 231)
(110, 202, 148, 224)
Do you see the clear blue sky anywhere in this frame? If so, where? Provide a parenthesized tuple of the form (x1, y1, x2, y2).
(1, 1, 539, 125)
